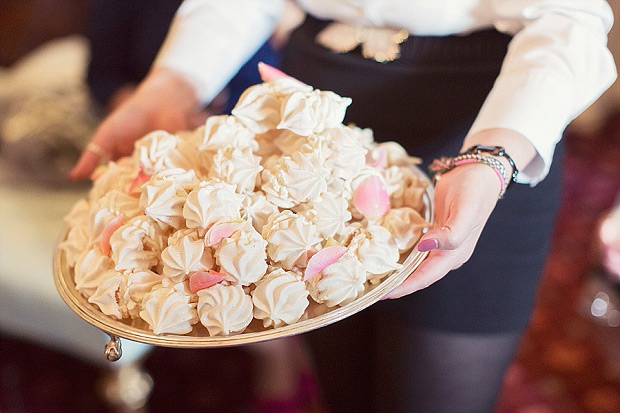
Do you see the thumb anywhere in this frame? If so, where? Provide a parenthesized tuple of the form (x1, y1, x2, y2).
(417, 211, 476, 253)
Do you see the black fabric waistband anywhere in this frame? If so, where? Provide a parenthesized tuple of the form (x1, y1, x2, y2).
(300, 14, 512, 67)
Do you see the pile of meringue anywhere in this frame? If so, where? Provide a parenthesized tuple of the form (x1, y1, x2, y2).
(60, 78, 429, 336)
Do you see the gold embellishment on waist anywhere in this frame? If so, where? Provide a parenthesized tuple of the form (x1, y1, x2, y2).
(316, 22, 409, 63)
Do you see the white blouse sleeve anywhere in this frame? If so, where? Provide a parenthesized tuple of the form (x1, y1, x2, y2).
(464, 0, 617, 185)
(154, 0, 284, 105)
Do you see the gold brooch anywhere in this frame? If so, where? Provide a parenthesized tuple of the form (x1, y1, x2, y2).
(316, 22, 409, 63)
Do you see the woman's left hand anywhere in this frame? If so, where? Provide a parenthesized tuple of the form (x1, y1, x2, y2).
(384, 161, 502, 299)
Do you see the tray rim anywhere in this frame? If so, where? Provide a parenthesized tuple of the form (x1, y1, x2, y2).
(53, 165, 434, 348)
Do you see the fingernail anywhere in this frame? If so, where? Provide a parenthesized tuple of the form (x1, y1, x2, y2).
(418, 239, 438, 252)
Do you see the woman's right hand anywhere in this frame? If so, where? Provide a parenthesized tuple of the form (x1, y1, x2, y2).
(69, 67, 206, 181)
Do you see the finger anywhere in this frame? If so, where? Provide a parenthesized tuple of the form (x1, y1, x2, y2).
(383, 251, 454, 299)
(257, 62, 290, 81)
(68, 149, 104, 181)
(417, 201, 480, 253)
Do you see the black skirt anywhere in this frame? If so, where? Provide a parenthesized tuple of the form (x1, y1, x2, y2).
(282, 16, 563, 334)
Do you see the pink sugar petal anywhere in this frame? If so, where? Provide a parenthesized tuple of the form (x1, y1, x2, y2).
(258, 62, 290, 81)
(367, 147, 387, 169)
(128, 164, 151, 194)
(189, 270, 227, 293)
(205, 222, 242, 247)
(353, 176, 390, 219)
(100, 214, 125, 255)
(304, 246, 347, 281)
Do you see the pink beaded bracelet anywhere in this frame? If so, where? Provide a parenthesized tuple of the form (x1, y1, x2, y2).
(429, 153, 509, 199)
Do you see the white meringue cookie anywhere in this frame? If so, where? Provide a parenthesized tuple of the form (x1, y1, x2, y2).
(261, 151, 328, 208)
(298, 192, 352, 239)
(134, 130, 204, 176)
(240, 192, 279, 233)
(74, 248, 115, 297)
(140, 179, 187, 230)
(215, 228, 268, 286)
(388, 166, 427, 212)
(306, 253, 366, 307)
(323, 127, 367, 180)
(197, 284, 253, 336)
(278, 90, 352, 136)
(123, 269, 163, 318)
(140, 282, 199, 335)
(89, 158, 137, 200)
(199, 115, 256, 152)
(63, 198, 90, 226)
(349, 225, 401, 284)
(89, 190, 141, 244)
(209, 145, 263, 194)
(183, 181, 244, 231)
(378, 141, 421, 167)
(162, 230, 213, 282)
(252, 268, 309, 328)
(262, 210, 321, 270)
(381, 207, 428, 252)
(231, 84, 281, 134)
(88, 269, 127, 319)
(60, 224, 90, 268)
(110, 215, 165, 271)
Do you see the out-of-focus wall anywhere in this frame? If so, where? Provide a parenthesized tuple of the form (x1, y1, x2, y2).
(572, 0, 620, 131)
(0, 0, 93, 67)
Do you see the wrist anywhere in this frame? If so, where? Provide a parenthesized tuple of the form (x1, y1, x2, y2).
(461, 128, 537, 179)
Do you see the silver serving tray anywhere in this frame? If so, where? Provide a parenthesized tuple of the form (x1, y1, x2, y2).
(53, 166, 434, 361)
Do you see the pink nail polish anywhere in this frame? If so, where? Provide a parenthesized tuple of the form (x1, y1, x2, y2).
(418, 239, 438, 252)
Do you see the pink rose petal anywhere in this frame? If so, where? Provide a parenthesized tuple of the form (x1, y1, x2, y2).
(99, 214, 125, 255)
(128, 164, 151, 194)
(205, 221, 242, 247)
(353, 176, 390, 219)
(258, 62, 290, 81)
(189, 270, 227, 293)
(304, 246, 347, 281)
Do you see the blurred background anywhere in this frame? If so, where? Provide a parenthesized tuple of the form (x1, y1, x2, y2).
(0, 1, 618, 412)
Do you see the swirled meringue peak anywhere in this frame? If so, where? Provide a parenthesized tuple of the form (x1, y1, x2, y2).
(88, 269, 127, 320)
(134, 130, 203, 176)
(209, 145, 263, 193)
(215, 226, 268, 286)
(140, 281, 198, 335)
(252, 268, 309, 328)
(140, 171, 195, 231)
(240, 192, 279, 233)
(261, 151, 328, 208)
(123, 269, 163, 318)
(60, 224, 90, 268)
(323, 127, 367, 179)
(306, 252, 366, 307)
(89, 158, 137, 200)
(197, 284, 253, 336)
(199, 115, 256, 152)
(74, 247, 115, 296)
(110, 215, 165, 271)
(262, 210, 321, 270)
(299, 192, 352, 239)
(89, 190, 141, 244)
(161, 230, 213, 282)
(183, 181, 244, 231)
(381, 207, 428, 252)
(349, 225, 401, 284)
(278, 90, 352, 136)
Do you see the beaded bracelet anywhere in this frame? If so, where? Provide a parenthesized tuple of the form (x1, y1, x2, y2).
(464, 145, 519, 187)
(429, 153, 509, 199)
